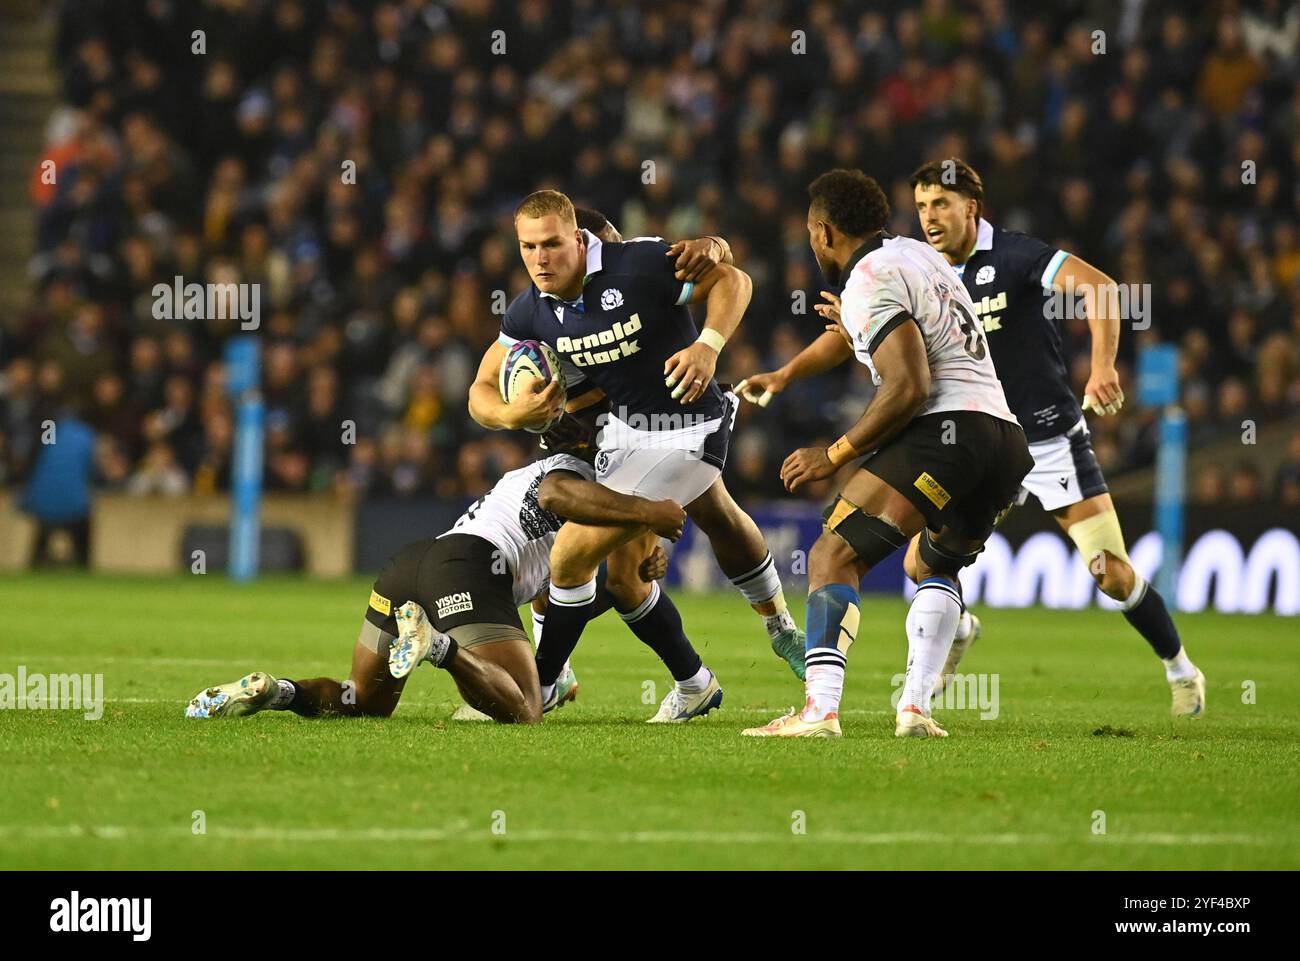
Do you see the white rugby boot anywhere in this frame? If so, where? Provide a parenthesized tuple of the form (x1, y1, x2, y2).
(185, 672, 278, 718)
(647, 672, 724, 723)
(895, 704, 949, 738)
(1170, 668, 1206, 717)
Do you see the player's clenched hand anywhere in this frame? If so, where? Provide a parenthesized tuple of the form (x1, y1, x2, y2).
(664, 342, 717, 405)
(780, 447, 836, 493)
(667, 238, 723, 283)
(1082, 365, 1124, 416)
(638, 545, 669, 582)
(509, 378, 563, 431)
(643, 499, 686, 541)
(735, 369, 788, 407)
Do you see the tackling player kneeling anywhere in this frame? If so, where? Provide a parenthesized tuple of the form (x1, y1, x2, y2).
(741, 170, 1032, 738)
(184, 428, 687, 725)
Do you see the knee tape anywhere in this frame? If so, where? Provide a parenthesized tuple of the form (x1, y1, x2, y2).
(822, 495, 907, 566)
(1066, 509, 1130, 569)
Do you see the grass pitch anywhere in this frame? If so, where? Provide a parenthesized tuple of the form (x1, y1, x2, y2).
(1, 572, 1296, 870)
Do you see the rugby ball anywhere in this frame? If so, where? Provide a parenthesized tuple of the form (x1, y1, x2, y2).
(499, 339, 567, 433)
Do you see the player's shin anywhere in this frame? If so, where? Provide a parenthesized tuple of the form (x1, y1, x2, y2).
(731, 552, 799, 634)
(802, 583, 859, 721)
(1118, 575, 1197, 678)
(535, 578, 597, 698)
(617, 581, 707, 688)
(900, 577, 963, 716)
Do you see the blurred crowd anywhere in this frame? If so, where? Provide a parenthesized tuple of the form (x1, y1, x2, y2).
(2, 0, 1298, 508)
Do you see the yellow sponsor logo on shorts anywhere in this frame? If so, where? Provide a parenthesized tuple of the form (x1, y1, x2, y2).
(369, 590, 392, 616)
(914, 472, 951, 509)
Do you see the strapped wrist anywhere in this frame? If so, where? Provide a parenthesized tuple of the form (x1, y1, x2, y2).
(697, 328, 726, 353)
(827, 435, 861, 467)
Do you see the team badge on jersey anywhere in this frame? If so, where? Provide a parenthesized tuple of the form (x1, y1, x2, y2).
(975, 265, 996, 285)
(600, 288, 624, 310)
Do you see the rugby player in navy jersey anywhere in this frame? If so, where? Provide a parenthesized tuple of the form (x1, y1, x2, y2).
(469, 190, 805, 720)
(906, 159, 1204, 714)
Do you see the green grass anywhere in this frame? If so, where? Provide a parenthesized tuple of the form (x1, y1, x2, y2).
(1, 572, 1297, 870)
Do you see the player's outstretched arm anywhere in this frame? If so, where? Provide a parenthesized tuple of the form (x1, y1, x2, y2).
(538, 472, 686, 541)
(469, 340, 562, 431)
(737, 325, 853, 406)
(780, 319, 930, 492)
(1052, 255, 1123, 415)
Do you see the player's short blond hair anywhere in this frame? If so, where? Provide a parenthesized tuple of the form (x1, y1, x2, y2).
(514, 190, 576, 227)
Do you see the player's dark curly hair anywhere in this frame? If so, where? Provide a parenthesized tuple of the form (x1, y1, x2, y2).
(807, 169, 891, 237)
(574, 207, 611, 234)
(909, 158, 985, 216)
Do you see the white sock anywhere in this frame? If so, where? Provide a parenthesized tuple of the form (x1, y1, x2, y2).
(900, 579, 963, 716)
(540, 683, 555, 703)
(731, 554, 793, 639)
(678, 665, 712, 694)
(954, 609, 974, 641)
(1163, 647, 1198, 681)
(269, 678, 295, 709)
(804, 661, 845, 721)
(530, 609, 545, 650)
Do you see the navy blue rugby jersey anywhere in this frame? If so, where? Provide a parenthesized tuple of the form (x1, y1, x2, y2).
(498, 231, 728, 425)
(952, 218, 1083, 442)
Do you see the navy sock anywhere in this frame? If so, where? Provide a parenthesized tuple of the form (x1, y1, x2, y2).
(1122, 580, 1182, 660)
(617, 582, 702, 682)
(590, 561, 615, 618)
(535, 579, 597, 687)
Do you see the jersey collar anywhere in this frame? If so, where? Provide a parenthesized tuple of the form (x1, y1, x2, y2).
(537, 229, 604, 306)
(973, 217, 994, 253)
(842, 230, 890, 280)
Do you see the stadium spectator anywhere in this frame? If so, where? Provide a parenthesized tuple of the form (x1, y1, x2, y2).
(21, 405, 96, 567)
(4, 0, 1295, 508)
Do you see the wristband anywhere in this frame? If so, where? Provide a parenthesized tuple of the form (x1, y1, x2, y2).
(697, 329, 726, 353)
(826, 435, 860, 467)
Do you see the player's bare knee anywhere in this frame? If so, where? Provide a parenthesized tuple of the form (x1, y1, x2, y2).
(604, 572, 649, 610)
(350, 682, 397, 718)
(809, 532, 856, 580)
(1092, 550, 1134, 599)
(517, 701, 543, 725)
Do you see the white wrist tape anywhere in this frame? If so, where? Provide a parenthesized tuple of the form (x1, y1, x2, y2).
(696, 329, 726, 353)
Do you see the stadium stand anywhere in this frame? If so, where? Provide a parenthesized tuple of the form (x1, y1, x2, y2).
(2, 0, 1297, 512)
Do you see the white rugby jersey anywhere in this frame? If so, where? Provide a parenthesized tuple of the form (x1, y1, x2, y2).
(442, 453, 595, 605)
(839, 234, 1017, 424)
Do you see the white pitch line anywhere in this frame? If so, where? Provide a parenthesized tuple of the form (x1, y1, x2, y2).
(6, 655, 297, 667)
(0, 824, 1277, 847)
(87, 698, 895, 716)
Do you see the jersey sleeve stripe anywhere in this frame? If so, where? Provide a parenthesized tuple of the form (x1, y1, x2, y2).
(1041, 250, 1069, 289)
(675, 280, 695, 306)
(497, 332, 520, 347)
(866, 311, 914, 355)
